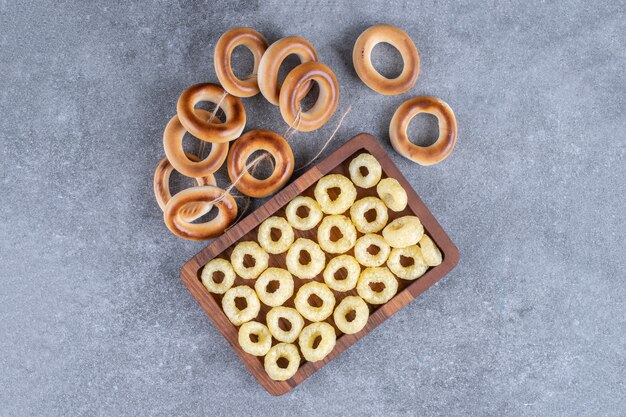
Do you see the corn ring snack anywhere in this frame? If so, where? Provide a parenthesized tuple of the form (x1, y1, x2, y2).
(387, 245, 428, 280)
(286, 238, 326, 279)
(350, 196, 389, 234)
(418, 234, 442, 267)
(317, 214, 357, 254)
(264, 343, 300, 381)
(382, 215, 424, 248)
(376, 177, 408, 212)
(356, 267, 398, 305)
(348, 153, 382, 188)
(254, 268, 294, 307)
(285, 196, 323, 231)
(222, 285, 261, 326)
(323, 255, 361, 292)
(200, 258, 236, 294)
(230, 241, 269, 279)
(266, 306, 304, 343)
(298, 322, 336, 362)
(238, 321, 272, 356)
(257, 216, 294, 254)
(354, 234, 391, 267)
(333, 296, 369, 335)
(294, 281, 336, 322)
(314, 174, 357, 214)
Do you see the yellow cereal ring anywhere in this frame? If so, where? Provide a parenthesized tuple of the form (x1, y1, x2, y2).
(230, 241, 269, 279)
(350, 197, 389, 233)
(294, 281, 336, 322)
(200, 258, 236, 294)
(314, 174, 357, 214)
(387, 245, 428, 280)
(382, 216, 424, 248)
(238, 321, 272, 356)
(323, 254, 361, 292)
(333, 296, 369, 334)
(356, 266, 398, 304)
(348, 153, 382, 188)
(285, 196, 323, 231)
(254, 268, 294, 307)
(286, 238, 326, 279)
(317, 214, 357, 253)
(298, 322, 336, 362)
(376, 177, 408, 212)
(354, 233, 391, 267)
(418, 234, 442, 266)
(266, 306, 304, 343)
(264, 343, 300, 381)
(222, 285, 261, 325)
(257, 216, 294, 254)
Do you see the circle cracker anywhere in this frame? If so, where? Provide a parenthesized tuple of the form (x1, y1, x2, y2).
(350, 196, 389, 234)
(177, 83, 246, 143)
(323, 254, 361, 292)
(222, 285, 261, 326)
(230, 241, 269, 280)
(201, 258, 236, 294)
(376, 177, 407, 212)
(348, 153, 382, 189)
(298, 322, 336, 362)
(214, 27, 269, 97)
(389, 96, 457, 166)
(333, 296, 369, 335)
(238, 321, 272, 356)
(279, 62, 339, 132)
(163, 186, 237, 240)
(286, 238, 326, 279)
(266, 306, 304, 343)
(382, 215, 424, 248)
(357, 266, 398, 305)
(294, 281, 336, 322)
(227, 129, 294, 198)
(258, 36, 318, 105)
(254, 268, 294, 307)
(354, 233, 391, 267)
(314, 174, 357, 215)
(317, 214, 357, 254)
(257, 216, 294, 254)
(387, 245, 428, 280)
(352, 24, 420, 95)
(285, 196, 323, 231)
(264, 343, 300, 381)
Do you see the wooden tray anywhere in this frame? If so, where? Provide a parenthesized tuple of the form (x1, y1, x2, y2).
(180, 133, 460, 395)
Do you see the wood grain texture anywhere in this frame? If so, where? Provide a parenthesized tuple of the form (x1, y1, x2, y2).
(180, 133, 460, 395)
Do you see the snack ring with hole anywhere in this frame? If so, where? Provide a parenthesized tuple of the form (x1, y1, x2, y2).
(176, 83, 246, 143)
(266, 306, 304, 343)
(323, 254, 361, 292)
(200, 258, 236, 294)
(352, 24, 420, 95)
(333, 296, 370, 335)
(254, 268, 294, 307)
(348, 153, 382, 188)
(285, 196, 323, 230)
(298, 322, 336, 362)
(387, 245, 428, 280)
(382, 216, 424, 248)
(354, 233, 391, 267)
(376, 177, 408, 212)
(418, 234, 442, 266)
(163, 109, 229, 178)
(294, 281, 336, 322)
(230, 241, 269, 279)
(163, 186, 237, 240)
(356, 266, 398, 305)
(214, 27, 269, 97)
(314, 174, 357, 215)
(317, 214, 357, 254)
(390, 96, 457, 166)
(350, 196, 389, 234)
(257, 216, 294, 254)
(222, 285, 261, 326)
(227, 129, 294, 198)
(264, 343, 300, 381)
(238, 321, 272, 356)
(286, 238, 326, 279)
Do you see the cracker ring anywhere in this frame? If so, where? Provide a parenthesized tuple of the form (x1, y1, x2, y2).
(376, 177, 408, 212)
(163, 110, 229, 178)
(352, 24, 420, 95)
(356, 266, 398, 305)
(177, 83, 246, 143)
(227, 129, 294, 198)
(254, 268, 294, 307)
(258, 36, 318, 105)
(382, 215, 424, 248)
(390, 96, 457, 166)
(418, 234, 443, 267)
(257, 216, 294, 254)
(387, 245, 428, 280)
(323, 254, 361, 292)
(286, 238, 326, 280)
(317, 214, 357, 254)
(279, 62, 339, 132)
(214, 27, 268, 97)
(222, 285, 261, 326)
(163, 185, 237, 240)
(230, 241, 269, 280)
(314, 174, 357, 215)
(200, 258, 236, 294)
(238, 321, 272, 356)
(348, 153, 382, 189)
(266, 306, 304, 343)
(264, 343, 300, 381)
(285, 196, 323, 231)
(298, 322, 336, 362)
(350, 197, 389, 234)
(294, 281, 335, 322)
(354, 233, 391, 267)
(333, 296, 369, 335)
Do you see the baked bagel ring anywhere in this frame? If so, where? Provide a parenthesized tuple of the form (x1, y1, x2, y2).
(177, 83, 246, 143)
(279, 62, 339, 132)
(389, 96, 457, 166)
(257, 36, 318, 105)
(163, 109, 229, 178)
(227, 129, 294, 198)
(352, 24, 420, 95)
(163, 186, 238, 240)
(214, 27, 269, 97)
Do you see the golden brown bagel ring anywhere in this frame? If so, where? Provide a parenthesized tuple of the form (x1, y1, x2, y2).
(227, 129, 294, 198)
(214, 27, 269, 97)
(389, 96, 457, 166)
(352, 24, 420, 95)
(163, 109, 229, 178)
(278, 62, 339, 132)
(163, 186, 238, 240)
(257, 36, 318, 105)
(176, 83, 246, 143)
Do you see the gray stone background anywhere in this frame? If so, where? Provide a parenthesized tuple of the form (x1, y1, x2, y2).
(1, 0, 624, 416)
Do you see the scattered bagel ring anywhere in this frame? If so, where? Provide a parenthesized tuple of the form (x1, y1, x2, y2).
(352, 24, 420, 95)
(227, 129, 294, 198)
(214, 27, 268, 97)
(177, 83, 246, 143)
(389, 96, 457, 166)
